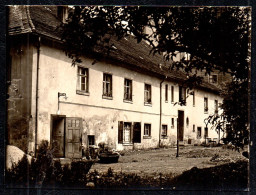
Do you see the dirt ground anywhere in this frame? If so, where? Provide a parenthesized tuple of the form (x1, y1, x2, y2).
(90, 146, 248, 177)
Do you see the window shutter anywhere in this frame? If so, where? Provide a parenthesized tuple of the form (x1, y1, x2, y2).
(131, 123, 134, 143)
(118, 121, 123, 143)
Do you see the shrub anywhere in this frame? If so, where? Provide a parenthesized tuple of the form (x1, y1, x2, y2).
(5, 140, 94, 188)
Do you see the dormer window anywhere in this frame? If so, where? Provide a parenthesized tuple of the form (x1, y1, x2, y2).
(57, 6, 68, 23)
(209, 74, 218, 84)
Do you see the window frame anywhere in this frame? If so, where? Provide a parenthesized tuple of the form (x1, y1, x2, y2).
(214, 100, 218, 114)
(165, 84, 168, 102)
(143, 123, 151, 138)
(209, 74, 218, 84)
(171, 118, 175, 129)
(204, 127, 208, 138)
(76, 66, 89, 95)
(186, 117, 189, 127)
(171, 86, 174, 103)
(204, 97, 208, 113)
(144, 83, 152, 105)
(123, 122, 132, 144)
(179, 86, 186, 105)
(88, 135, 95, 146)
(197, 127, 202, 139)
(192, 91, 195, 106)
(102, 73, 113, 99)
(124, 78, 133, 102)
(161, 124, 168, 137)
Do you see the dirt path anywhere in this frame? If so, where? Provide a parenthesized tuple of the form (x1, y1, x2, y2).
(90, 146, 247, 176)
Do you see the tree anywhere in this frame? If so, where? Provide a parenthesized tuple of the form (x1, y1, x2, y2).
(62, 6, 251, 149)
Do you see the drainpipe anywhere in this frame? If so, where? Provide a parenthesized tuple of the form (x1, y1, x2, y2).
(35, 36, 41, 157)
(159, 76, 167, 148)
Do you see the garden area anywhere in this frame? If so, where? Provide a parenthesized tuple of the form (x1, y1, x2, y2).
(5, 143, 249, 191)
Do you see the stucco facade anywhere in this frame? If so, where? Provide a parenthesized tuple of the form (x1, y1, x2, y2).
(7, 6, 224, 158)
(8, 36, 223, 157)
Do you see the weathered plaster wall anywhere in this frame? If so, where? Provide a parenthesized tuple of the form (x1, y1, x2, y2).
(33, 40, 223, 152)
(7, 35, 33, 152)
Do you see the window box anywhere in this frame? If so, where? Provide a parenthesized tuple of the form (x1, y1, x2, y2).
(143, 136, 152, 139)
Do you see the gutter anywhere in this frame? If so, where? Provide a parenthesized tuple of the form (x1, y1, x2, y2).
(35, 36, 41, 157)
(159, 76, 167, 147)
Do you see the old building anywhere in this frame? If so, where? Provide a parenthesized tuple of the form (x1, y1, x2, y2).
(7, 6, 224, 158)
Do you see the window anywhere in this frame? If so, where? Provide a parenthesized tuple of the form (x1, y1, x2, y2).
(204, 127, 208, 138)
(186, 117, 189, 127)
(144, 124, 151, 137)
(118, 121, 141, 144)
(171, 86, 174, 102)
(197, 127, 202, 139)
(171, 118, 174, 128)
(88, 135, 95, 145)
(103, 73, 112, 98)
(77, 67, 89, 93)
(144, 84, 152, 104)
(204, 97, 208, 113)
(214, 100, 218, 114)
(165, 84, 168, 102)
(209, 74, 218, 84)
(193, 91, 195, 106)
(193, 124, 195, 132)
(123, 122, 132, 143)
(162, 125, 167, 136)
(124, 79, 132, 101)
(179, 86, 186, 104)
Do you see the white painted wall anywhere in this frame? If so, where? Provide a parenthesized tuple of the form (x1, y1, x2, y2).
(32, 41, 223, 152)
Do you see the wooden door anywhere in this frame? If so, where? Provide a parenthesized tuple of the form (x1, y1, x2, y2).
(65, 117, 82, 158)
(178, 111, 184, 141)
(52, 116, 65, 157)
(133, 122, 141, 143)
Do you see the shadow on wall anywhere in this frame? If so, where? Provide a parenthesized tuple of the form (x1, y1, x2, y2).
(7, 115, 32, 153)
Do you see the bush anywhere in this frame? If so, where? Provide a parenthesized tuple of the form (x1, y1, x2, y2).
(5, 140, 94, 188)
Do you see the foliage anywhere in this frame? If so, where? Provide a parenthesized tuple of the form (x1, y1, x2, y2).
(207, 80, 249, 148)
(170, 160, 248, 190)
(62, 6, 251, 149)
(5, 140, 94, 188)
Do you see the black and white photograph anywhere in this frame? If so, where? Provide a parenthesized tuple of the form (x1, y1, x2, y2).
(5, 5, 251, 192)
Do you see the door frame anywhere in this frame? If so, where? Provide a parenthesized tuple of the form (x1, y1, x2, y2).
(177, 110, 184, 141)
(50, 114, 66, 158)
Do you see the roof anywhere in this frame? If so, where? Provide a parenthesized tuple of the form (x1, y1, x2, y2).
(8, 5, 220, 93)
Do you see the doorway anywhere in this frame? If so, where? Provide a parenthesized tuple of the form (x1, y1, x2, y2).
(177, 110, 184, 141)
(51, 115, 82, 158)
(51, 115, 65, 158)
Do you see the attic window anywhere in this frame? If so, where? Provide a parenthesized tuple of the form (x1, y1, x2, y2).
(57, 6, 68, 23)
